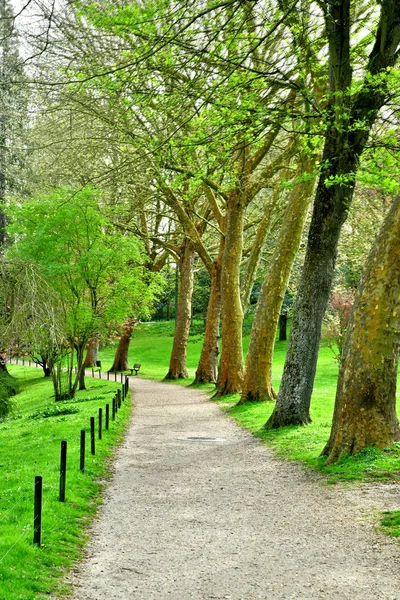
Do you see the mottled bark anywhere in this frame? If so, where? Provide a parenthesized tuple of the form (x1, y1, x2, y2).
(216, 197, 245, 395)
(194, 242, 224, 384)
(165, 239, 195, 380)
(83, 337, 99, 368)
(110, 319, 137, 372)
(323, 196, 400, 462)
(241, 187, 282, 313)
(267, 0, 400, 427)
(241, 167, 315, 403)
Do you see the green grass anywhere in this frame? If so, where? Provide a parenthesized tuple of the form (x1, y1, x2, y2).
(381, 510, 400, 537)
(0, 365, 131, 600)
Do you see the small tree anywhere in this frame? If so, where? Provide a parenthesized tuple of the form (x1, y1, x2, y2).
(7, 186, 152, 399)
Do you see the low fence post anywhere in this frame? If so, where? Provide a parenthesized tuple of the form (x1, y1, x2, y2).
(90, 417, 95, 455)
(98, 408, 102, 440)
(80, 430, 85, 472)
(33, 476, 43, 546)
(112, 397, 116, 421)
(105, 404, 109, 430)
(59, 441, 67, 502)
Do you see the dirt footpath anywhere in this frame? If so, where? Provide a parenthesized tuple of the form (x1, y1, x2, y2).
(68, 378, 400, 600)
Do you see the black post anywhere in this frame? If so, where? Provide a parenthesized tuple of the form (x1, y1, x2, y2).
(112, 397, 116, 421)
(98, 408, 102, 440)
(90, 417, 95, 455)
(107, 371, 110, 381)
(114, 371, 117, 382)
(122, 385, 125, 401)
(92, 368, 94, 378)
(80, 430, 85, 473)
(33, 476, 43, 546)
(29, 360, 31, 367)
(99, 369, 101, 379)
(120, 373, 123, 384)
(117, 389, 121, 408)
(59, 441, 67, 502)
(105, 404, 110, 430)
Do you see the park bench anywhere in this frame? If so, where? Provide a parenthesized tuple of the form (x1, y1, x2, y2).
(129, 363, 141, 376)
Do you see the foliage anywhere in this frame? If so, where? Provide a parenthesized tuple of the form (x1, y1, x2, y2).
(6, 186, 159, 398)
(381, 511, 400, 537)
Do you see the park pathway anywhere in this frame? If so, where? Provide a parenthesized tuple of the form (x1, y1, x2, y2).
(69, 378, 400, 600)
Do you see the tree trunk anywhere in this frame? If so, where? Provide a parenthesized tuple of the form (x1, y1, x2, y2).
(279, 314, 287, 341)
(83, 337, 99, 368)
(216, 196, 245, 395)
(110, 318, 137, 372)
(266, 0, 400, 428)
(193, 242, 223, 384)
(322, 196, 400, 463)
(165, 239, 195, 379)
(241, 187, 282, 313)
(241, 168, 314, 403)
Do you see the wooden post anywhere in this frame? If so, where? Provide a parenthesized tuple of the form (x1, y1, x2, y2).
(114, 371, 117, 382)
(117, 389, 121, 408)
(80, 430, 85, 472)
(107, 371, 110, 381)
(112, 398, 116, 421)
(98, 408, 102, 440)
(105, 404, 109, 430)
(90, 417, 95, 455)
(33, 476, 43, 546)
(59, 441, 67, 502)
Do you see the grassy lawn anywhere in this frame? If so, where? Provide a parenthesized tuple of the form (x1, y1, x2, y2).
(0, 365, 131, 600)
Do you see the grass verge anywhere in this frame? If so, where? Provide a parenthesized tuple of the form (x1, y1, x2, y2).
(0, 365, 131, 600)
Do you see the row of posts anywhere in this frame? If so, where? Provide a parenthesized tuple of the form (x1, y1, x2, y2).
(33, 375, 130, 546)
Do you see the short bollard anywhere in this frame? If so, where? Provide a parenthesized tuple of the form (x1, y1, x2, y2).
(107, 371, 110, 381)
(114, 371, 117, 382)
(105, 403, 110, 430)
(122, 385, 125, 401)
(33, 476, 43, 546)
(120, 373, 123, 384)
(90, 417, 95, 455)
(117, 389, 121, 408)
(98, 408, 102, 440)
(92, 368, 95, 378)
(98, 369, 101, 379)
(59, 440, 67, 502)
(80, 430, 85, 472)
(112, 397, 116, 421)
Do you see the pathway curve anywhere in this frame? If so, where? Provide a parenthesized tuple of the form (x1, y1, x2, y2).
(69, 378, 400, 600)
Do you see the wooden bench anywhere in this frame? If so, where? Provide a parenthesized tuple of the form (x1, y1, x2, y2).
(129, 363, 141, 375)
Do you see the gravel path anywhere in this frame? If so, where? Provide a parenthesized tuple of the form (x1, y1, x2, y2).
(69, 378, 400, 600)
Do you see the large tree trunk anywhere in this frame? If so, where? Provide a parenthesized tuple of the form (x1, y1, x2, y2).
(83, 337, 99, 368)
(322, 196, 400, 463)
(241, 165, 315, 403)
(241, 187, 282, 313)
(165, 239, 195, 380)
(110, 318, 137, 372)
(216, 196, 245, 395)
(266, 0, 400, 428)
(193, 241, 224, 384)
